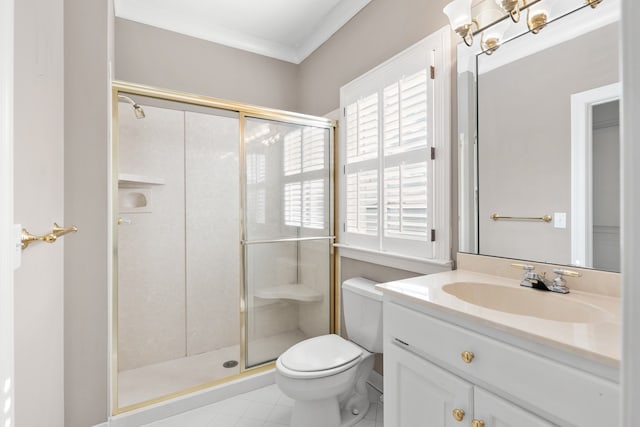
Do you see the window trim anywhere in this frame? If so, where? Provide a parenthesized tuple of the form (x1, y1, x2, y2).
(337, 26, 452, 265)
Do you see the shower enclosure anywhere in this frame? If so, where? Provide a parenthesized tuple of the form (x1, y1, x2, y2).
(111, 82, 335, 413)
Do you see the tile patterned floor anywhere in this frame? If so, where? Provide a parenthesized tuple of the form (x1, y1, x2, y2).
(142, 383, 384, 427)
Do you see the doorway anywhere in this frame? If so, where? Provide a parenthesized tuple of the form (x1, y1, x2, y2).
(570, 82, 621, 270)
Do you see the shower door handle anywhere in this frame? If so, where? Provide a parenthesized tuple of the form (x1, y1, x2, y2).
(241, 236, 335, 245)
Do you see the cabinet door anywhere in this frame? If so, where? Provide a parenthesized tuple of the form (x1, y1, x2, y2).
(474, 388, 556, 427)
(385, 342, 473, 427)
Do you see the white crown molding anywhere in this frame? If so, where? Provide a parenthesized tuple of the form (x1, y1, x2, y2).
(115, 0, 371, 64)
(295, 0, 372, 63)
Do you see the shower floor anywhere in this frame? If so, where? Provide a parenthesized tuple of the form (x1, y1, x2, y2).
(118, 329, 308, 408)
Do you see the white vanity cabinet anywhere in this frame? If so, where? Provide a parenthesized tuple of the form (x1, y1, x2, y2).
(383, 300, 619, 427)
(385, 342, 473, 426)
(386, 341, 553, 427)
(473, 387, 554, 427)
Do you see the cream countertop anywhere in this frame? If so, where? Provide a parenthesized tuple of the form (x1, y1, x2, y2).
(376, 270, 621, 367)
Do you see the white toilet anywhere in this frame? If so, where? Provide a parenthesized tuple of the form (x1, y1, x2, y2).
(275, 277, 382, 427)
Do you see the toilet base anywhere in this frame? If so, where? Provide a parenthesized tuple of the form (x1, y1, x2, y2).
(340, 396, 370, 427)
(284, 353, 375, 427)
(289, 395, 370, 427)
(291, 398, 340, 427)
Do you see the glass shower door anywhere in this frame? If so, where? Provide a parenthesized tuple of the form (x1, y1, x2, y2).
(242, 116, 333, 368)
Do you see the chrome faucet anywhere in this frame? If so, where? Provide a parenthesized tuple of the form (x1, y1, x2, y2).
(511, 264, 581, 294)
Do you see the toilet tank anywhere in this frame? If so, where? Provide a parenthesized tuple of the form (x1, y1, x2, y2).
(342, 277, 383, 353)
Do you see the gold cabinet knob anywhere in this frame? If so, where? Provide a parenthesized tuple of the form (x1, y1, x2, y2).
(452, 408, 465, 421)
(461, 351, 475, 363)
(472, 419, 486, 427)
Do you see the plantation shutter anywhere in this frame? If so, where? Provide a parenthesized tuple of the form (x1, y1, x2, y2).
(382, 70, 430, 241)
(340, 37, 440, 259)
(345, 93, 379, 237)
(339, 29, 450, 262)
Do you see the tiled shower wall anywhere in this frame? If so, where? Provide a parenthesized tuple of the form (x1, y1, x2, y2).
(117, 105, 241, 371)
(118, 106, 187, 370)
(184, 111, 240, 356)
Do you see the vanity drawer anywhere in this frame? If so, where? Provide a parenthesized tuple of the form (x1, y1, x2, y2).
(385, 302, 619, 427)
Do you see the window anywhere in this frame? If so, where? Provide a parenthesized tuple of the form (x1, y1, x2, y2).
(283, 127, 328, 230)
(339, 28, 450, 262)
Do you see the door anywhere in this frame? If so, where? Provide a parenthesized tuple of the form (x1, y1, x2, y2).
(0, 0, 14, 426)
(5, 0, 66, 424)
(385, 342, 474, 427)
(1, 0, 15, 425)
(242, 116, 333, 368)
(473, 387, 556, 427)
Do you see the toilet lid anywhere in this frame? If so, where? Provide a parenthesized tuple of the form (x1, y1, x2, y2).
(279, 334, 363, 372)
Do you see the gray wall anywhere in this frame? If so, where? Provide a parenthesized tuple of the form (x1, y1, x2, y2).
(297, 0, 451, 116)
(477, 23, 619, 265)
(115, 18, 299, 112)
(592, 100, 620, 271)
(64, 0, 112, 425)
(14, 0, 64, 425)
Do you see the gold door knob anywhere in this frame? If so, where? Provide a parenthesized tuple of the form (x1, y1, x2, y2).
(472, 420, 486, 427)
(452, 408, 465, 421)
(461, 351, 475, 363)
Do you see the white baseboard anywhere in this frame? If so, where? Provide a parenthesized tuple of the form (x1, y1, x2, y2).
(91, 423, 109, 427)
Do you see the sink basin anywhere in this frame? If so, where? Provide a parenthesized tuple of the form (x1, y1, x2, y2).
(442, 282, 607, 323)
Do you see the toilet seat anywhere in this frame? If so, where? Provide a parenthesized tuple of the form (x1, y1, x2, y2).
(277, 334, 364, 379)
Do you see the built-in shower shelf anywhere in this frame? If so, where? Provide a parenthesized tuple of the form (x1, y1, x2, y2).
(118, 173, 165, 187)
(254, 284, 323, 303)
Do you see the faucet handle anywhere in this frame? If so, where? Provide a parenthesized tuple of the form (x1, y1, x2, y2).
(511, 263, 535, 271)
(549, 269, 579, 294)
(552, 268, 581, 278)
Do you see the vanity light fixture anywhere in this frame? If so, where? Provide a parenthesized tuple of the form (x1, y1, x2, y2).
(478, 9, 506, 54)
(495, 0, 522, 22)
(526, 2, 549, 34)
(443, 0, 604, 53)
(443, 0, 476, 46)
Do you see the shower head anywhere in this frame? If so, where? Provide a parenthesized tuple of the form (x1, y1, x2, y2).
(118, 94, 146, 119)
(133, 105, 145, 119)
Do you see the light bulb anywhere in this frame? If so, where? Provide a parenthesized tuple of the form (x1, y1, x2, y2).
(443, 0, 473, 30)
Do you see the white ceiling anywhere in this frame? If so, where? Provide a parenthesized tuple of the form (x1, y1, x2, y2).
(114, 0, 372, 64)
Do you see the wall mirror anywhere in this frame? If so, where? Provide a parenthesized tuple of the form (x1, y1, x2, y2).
(457, 0, 621, 272)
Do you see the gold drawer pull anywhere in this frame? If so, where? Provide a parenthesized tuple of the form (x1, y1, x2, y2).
(461, 351, 475, 363)
(452, 408, 465, 421)
(472, 419, 485, 427)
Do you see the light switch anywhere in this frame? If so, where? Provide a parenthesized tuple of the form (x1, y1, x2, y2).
(13, 224, 21, 269)
(554, 212, 566, 229)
